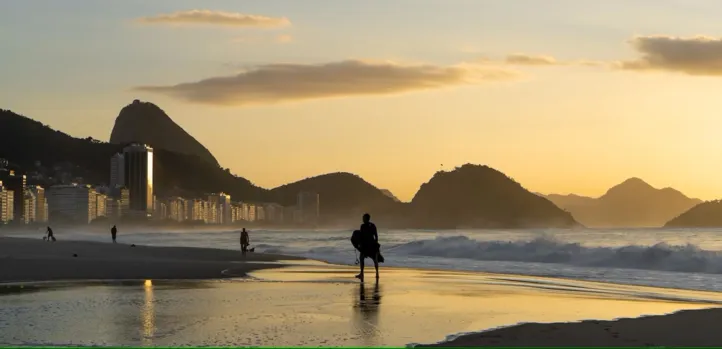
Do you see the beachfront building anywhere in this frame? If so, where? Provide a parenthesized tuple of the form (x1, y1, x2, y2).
(0, 170, 26, 222)
(247, 203, 256, 222)
(27, 185, 47, 223)
(240, 202, 249, 221)
(283, 205, 297, 225)
(297, 192, 320, 225)
(155, 201, 168, 220)
(123, 143, 153, 218)
(46, 184, 98, 224)
(189, 199, 206, 222)
(256, 205, 265, 222)
(23, 190, 36, 224)
(264, 203, 284, 224)
(95, 192, 107, 219)
(208, 193, 231, 224)
(109, 153, 125, 188)
(0, 182, 14, 224)
(106, 197, 121, 220)
(168, 197, 188, 222)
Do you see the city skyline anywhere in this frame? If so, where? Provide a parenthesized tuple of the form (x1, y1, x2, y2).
(4, 1, 722, 201)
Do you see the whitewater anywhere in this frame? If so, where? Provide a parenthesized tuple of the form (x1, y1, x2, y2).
(6, 228, 722, 292)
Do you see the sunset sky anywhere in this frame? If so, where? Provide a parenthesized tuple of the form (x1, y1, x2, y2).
(3, 0, 722, 202)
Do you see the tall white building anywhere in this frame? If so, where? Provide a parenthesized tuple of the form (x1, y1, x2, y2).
(47, 184, 98, 224)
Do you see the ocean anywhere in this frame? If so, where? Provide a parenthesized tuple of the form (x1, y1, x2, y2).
(8, 227, 722, 292)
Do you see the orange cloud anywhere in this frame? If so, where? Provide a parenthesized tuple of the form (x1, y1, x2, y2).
(137, 10, 291, 28)
(505, 54, 558, 66)
(134, 60, 518, 106)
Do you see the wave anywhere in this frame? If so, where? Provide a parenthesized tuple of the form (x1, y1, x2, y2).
(387, 236, 722, 274)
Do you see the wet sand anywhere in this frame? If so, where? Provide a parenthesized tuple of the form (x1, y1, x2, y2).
(421, 307, 722, 347)
(0, 237, 302, 282)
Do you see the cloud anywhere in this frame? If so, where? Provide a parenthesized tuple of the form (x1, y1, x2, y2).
(134, 60, 518, 106)
(136, 10, 291, 28)
(502, 54, 608, 68)
(505, 54, 558, 66)
(619, 36, 722, 75)
(474, 54, 607, 68)
(231, 34, 293, 44)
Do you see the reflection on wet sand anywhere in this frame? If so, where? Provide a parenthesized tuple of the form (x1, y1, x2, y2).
(352, 281, 382, 345)
(141, 280, 155, 345)
(5, 266, 722, 347)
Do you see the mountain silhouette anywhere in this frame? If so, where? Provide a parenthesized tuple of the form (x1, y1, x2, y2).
(110, 100, 219, 166)
(0, 109, 264, 202)
(268, 172, 405, 226)
(409, 164, 579, 228)
(545, 178, 701, 227)
(2, 105, 606, 229)
(665, 200, 722, 227)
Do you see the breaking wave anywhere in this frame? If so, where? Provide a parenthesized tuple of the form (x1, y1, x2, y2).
(387, 236, 722, 274)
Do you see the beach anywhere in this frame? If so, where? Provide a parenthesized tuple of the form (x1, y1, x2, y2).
(2, 235, 722, 346)
(0, 236, 302, 282)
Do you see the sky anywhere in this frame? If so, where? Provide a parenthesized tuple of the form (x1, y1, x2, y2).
(3, 0, 722, 202)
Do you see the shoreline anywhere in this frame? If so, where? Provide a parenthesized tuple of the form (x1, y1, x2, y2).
(0, 236, 304, 283)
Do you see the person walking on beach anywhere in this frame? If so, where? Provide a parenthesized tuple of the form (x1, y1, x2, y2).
(240, 228, 250, 256)
(111, 225, 118, 244)
(356, 213, 381, 281)
(46, 226, 56, 242)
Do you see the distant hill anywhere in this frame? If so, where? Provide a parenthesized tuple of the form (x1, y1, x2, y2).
(0, 109, 264, 201)
(268, 172, 405, 226)
(380, 189, 401, 202)
(545, 178, 701, 227)
(545, 194, 596, 208)
(408, 164, 579, 229)
(110, 100, 219, 166)
(665, 200, 722, 227)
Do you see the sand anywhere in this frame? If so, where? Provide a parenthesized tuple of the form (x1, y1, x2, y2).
(421, 307, 722, 347)
(0, 236, 302, 282)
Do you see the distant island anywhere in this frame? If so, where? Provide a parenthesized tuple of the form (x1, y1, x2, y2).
(409, 164, 579, 229)
(543, 178, 701, 228)
(664, 200, 722, 227)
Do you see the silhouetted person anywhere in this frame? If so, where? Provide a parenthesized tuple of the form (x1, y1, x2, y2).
(111, 225, 117, 243)
(240, 228, 250, 256)
(46, 226, 56, 242)
(356, 213, 380, 281)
